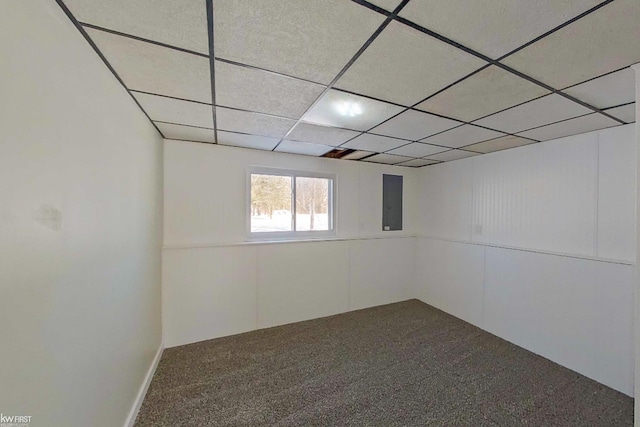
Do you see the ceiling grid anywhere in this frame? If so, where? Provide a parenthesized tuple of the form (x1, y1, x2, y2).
(56, 0, 637, 166)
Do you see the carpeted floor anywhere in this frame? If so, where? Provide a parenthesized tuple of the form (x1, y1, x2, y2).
(134, 299, 633, 426)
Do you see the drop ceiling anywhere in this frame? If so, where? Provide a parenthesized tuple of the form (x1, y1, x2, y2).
(58, 0, 637, 167)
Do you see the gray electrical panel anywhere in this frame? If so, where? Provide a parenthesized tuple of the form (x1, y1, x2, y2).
(382, 174, 402, 231)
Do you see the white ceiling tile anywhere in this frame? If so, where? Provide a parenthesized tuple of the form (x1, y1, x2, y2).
(156, 122, 215, 143)
(604, 104, 636, 123)
(214, 0, 384, 84)
(342, 133, 407, 152)
(416, 66, 549, 122)
(516, 113, 620, 141)
(367, 0, 403, 11)
(66, 0, 209, 54)
(215, 61, 324, 119)
(342, 150, 375, 160)
(287, 123, 361, 147)
(362, 153, 414, 165)
(303, 89, 404, 131)
(563, 68, 636, 109)
(335, 21, 486, 106)
(396, 158, 440, 167)
(275, 140, 334, 156)
(218, 131, 280, 151)
(419, 125, 505, 149)
(216, 107, 295, 138)
(462, 135, 536, 153)
(133, 92, 213, 128)
(86, 28, 211, 103)
(425, 150, 479, 162)
(473, 94, 592, 134)
(387, 143, 448, 158)
(399, 0, 602, 59)
(502, 0, 640, 88)
(370, 109, 460, 141)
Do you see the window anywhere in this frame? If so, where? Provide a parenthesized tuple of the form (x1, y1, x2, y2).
(248, 168, 335, 239)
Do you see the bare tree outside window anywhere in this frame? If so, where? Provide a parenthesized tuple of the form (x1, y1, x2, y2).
(296, 177, 329, 231)
(249, 171, 334, 236)
(250, 174, 292, 232)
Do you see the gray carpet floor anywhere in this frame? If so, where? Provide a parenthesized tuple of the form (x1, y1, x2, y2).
(134, 299, 633, 426)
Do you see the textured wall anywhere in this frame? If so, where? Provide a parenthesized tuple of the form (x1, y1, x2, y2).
(415, 124, 636, 396)
(419, 124, 636, 262)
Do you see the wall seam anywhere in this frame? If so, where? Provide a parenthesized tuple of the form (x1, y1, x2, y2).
(417, 235, 634, 266)
(348, 241, 352, 310)
(595, 134, 601, 257)
(482, 245, 487, 328)
(470, 156, 476, 243)
(255, 246, 260, 330)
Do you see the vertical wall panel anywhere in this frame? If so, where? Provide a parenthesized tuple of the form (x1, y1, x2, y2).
(472, 144, 542, 247)
(484, 247, 634, 396)
(597, 124, 637, 262)
(163, 238, 419, 346)
(416, 123, 636, 396)
(415, 238, 485, 328)
(349, 238, 414, 310)
(419, 157, 474, 241)
(257, 241, 350, 328)
(162, 246, 258, 347)
(472, 133, 598, 256)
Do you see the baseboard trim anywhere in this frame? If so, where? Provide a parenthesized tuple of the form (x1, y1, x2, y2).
(124, 341, 164, 427)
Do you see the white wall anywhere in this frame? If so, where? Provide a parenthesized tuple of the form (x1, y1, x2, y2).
(415, 124, 636, 396)
(163, 142, 417, 347)
(420, 125, 636, 262)
(164, 142, 418, 245)
(632, 64, 639, 424)
(0, 2, 163, 426)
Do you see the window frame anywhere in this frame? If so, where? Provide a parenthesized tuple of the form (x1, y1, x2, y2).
(247, 167, 337, 240)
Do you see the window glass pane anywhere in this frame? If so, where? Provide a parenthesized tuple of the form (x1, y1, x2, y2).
(250, 174, 292, 232)
(295, 177, 330, 231)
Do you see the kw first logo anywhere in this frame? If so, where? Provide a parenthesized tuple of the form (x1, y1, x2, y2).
(0, 413, 32, 426)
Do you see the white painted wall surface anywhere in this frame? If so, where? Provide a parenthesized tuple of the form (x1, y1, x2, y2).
(416, 124, 637, 396)
(484, 247, 633, 395)
(163, 237, 415, 348)
(163, 141, 417, 347)
(599, 125, 637, 262)
(415, 238, 485, 328)
(471, 133, 599, 256)
(632, 63, 639, 425)
(420, 125, 636, 262)
(415, 238, 634, 395)
(420, 158, 474, 242)
(0, 2, 164, 426)
(164, 141, 418, 245)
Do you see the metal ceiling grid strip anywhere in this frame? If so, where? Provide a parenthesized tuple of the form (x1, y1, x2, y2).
(130, 90, 213, 106)
(80, 22, 208, 58)
(154, 120, 214, 130)
(54, 0, 165, 138)
(205, 0, 218, 143)
(495, 0, 616, 61)
(604, 101, 635, 110)
(558, 64, 632, 91)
